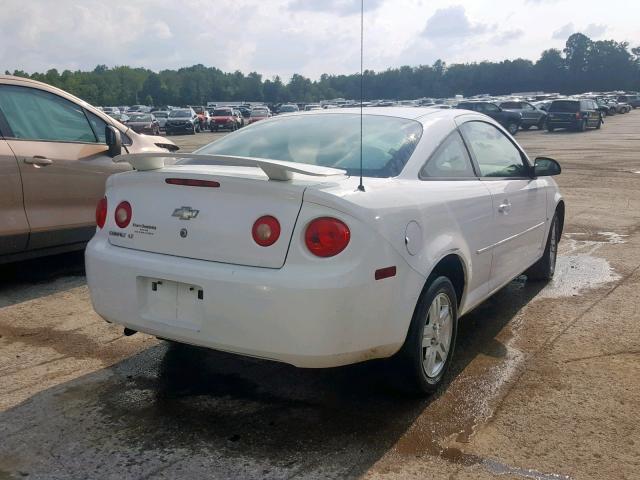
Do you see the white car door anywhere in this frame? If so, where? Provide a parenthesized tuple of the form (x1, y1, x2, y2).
(459, 121, 547, 292)
(417, 130, 494, 310)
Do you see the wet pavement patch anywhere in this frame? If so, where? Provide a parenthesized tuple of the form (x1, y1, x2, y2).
(538, 232, 623, 299)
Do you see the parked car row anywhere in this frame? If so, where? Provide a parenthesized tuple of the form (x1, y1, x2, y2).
(99, 89, 639, 137)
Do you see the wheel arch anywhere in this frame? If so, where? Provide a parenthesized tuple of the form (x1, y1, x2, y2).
(555, 200, 565, 237)
(423, 253, 467, 308)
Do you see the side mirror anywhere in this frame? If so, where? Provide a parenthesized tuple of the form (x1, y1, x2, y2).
(534, 157, 561, 176)
(106, 125, 122, 158)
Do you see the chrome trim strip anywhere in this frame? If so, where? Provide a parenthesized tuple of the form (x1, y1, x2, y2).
(476, 221, 546, 254)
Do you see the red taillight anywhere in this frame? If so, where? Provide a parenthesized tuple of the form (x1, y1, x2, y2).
(252, 215, 280, 247)
(165, 178, 220, 188)
(96, 197, 107, 229)
(115, 201, 132, 228)
(305, 217, 350, 257)
(575, 112, 582, 119)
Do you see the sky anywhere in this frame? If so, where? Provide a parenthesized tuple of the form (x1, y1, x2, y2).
(1, 0, 639, 80)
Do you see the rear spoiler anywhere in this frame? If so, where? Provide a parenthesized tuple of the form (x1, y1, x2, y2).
(114, 153, 346, 181)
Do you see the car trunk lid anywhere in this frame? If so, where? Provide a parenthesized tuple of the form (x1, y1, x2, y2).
(106, 157, 345, 269)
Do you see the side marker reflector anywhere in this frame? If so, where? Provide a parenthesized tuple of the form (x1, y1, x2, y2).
(375, 266, 397, 280)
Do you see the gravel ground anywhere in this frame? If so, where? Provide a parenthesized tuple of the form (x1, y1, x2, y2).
(0, 112, 639, 480)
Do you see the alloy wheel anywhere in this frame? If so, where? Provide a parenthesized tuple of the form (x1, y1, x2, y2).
(421, 292, 453, 378)
(549, 219, 558, 276)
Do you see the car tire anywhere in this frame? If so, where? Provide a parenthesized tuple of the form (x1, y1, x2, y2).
(521, 125, 531, 131)
(525, 214, 559, 282)
(397, 276, 458, 395)
(578, 120, 586, 132)
(547, 125, 555, 132)
(507, 122, 519, 135)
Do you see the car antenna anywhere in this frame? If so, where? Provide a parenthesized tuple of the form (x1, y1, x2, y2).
(357, 0, 365, 192)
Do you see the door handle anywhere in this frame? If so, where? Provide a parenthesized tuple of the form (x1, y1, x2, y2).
(498, 200, 512, 214)
(24, 156, 53, 167)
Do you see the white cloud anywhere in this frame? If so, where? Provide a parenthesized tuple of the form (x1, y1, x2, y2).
(288, 0, 384, 16)
(491, 29, 525, 45)
(583, 23, 608, 38)
(552, 22, 608, 41)
(552, 23, 575, 40)
(0, 0, 637, 80)
(422, 6, 494, 40)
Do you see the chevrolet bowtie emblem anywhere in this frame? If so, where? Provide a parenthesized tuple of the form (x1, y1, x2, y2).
(172, 206, 200, 220)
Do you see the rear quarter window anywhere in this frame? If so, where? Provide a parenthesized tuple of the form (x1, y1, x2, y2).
(549, 101, 579, 113)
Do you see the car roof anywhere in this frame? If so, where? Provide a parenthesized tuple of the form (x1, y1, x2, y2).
(457, 100, 496, 105)
(287, 107, 469, 123)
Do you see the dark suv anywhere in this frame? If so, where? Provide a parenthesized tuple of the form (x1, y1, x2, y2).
(456, 101, 522, 135)
(499, 101, 547, 130)
(547, 99, 602, 132)
(617, 94, 640, 109)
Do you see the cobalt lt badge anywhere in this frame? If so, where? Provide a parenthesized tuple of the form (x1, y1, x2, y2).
(180, 228, 188, 238)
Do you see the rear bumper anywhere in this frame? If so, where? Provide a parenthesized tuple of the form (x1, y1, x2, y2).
(165, 123, 194, 132)
(85, 237, 424, 368)
(547, 119, 578, 129)
(212, 122, 235, 129)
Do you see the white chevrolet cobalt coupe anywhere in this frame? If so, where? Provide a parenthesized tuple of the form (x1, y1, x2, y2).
(86, 108, 564, 394)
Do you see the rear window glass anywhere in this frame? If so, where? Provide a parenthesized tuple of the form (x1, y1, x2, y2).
(129, 114, 153, 122)
(251, 109, 269, 116)
(500, 102, 522, 109)
(212, 109, 233, 116)
(184, 113, 423, 178)
(549, 101, 579, 112)
(169, 110, 191, 117)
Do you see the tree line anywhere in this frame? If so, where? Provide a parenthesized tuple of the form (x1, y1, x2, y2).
(6, 33, 640, 106)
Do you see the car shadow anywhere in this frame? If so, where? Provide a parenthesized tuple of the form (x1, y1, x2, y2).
(0, 274, 546, 479)
(0, 251, 86, 308)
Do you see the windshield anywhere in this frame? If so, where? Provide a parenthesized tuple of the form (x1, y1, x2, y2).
(251, 109, 269, 117)
(212, 109, 233, 116)
(279, 105, 298, 112)
(456, 103, 478, 111)
(169, 110, 191, 118)
(129, 114, 153, 122)
(153, 111, 168, 118)
(184, 113, 423, 178)
(550, 101, 579, 112)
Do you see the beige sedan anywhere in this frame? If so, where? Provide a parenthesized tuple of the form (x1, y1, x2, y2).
(0, 75, 177, 263)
